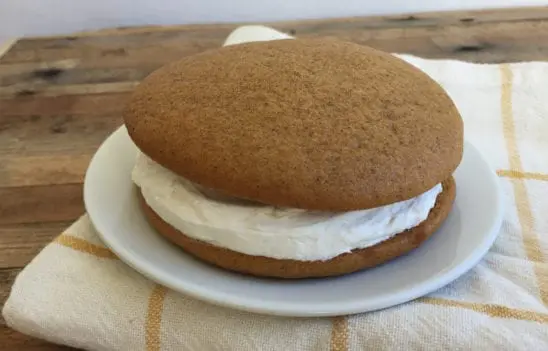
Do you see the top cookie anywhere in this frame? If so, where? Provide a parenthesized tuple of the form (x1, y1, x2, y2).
(124, 38, 463, 211)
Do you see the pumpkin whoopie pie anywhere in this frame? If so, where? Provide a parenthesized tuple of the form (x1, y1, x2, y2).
(124, 38, 463, 279)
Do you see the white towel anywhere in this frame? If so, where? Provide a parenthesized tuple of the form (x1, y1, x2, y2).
(3, 25, 548, 351)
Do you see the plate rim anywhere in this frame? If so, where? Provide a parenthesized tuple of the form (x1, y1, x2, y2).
(84, 126, 504, 317)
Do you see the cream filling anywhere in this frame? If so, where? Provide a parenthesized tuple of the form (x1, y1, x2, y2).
(132, 153, 442, 261)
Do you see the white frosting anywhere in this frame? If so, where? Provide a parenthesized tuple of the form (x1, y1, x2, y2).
(132, 153, 442, 261)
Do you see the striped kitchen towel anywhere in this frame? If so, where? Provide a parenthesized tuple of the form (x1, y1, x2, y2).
(3, 26, 548, 351)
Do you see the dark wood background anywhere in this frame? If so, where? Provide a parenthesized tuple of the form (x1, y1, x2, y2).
(2, 6, 548, 350)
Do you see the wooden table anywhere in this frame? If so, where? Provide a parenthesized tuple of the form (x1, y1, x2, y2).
(2, 6, 548, 350)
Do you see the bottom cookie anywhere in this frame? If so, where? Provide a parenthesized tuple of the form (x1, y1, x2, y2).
(138, 177, 456, 279)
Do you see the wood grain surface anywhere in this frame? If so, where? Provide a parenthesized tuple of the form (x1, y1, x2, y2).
(2, 6, 548, 350)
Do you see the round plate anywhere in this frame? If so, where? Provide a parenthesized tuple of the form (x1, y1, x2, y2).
(84, 126, 503, 317)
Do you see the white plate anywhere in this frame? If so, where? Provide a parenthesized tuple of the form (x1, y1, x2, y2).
(84, 126, 503, 317)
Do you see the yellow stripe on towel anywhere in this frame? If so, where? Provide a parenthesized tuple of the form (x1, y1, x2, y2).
(146, 284, 168, 351)
(420, 297, 548, 323)
(330, 316, 349, 351)
(497, 170, 548, 182)
(55, 234, 118, 259)
(500, 64, 547, 306)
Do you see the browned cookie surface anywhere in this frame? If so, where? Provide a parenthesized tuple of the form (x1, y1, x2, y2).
(138, 177, 456, 279)
(124, 38, 463, 211)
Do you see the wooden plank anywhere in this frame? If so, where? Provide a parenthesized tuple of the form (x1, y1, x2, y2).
(0, 81, 139, 98)
(0, 94, 123, 163)
(296, 20, 548, 63)
(9, 6, 548, 43)
(0, 37, 226, 64)
(0, 155, 91, 188)
(0, 111, 120, 146)
(9, 26, 233, 50)
(0, 59, 79, 76)
(0, 184, 83, 225)
(277, 7, 548, 33)
(0, 124, 119, 158)
(0, 7, 547, 66)
(0, 20, 546, 95)
(0, 66, 150, 89)
(0, 92, 129, 116)
(1, 7, 548, 102)
(0, 94, 125, 188)
(0, 222, 71, 268)
(0, 111, 123, 158)
(0, 327, 73, 351)
(1, 268, 75, 350)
